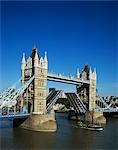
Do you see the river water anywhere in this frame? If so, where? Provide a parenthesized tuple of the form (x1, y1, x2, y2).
(0, 113, 118, 150)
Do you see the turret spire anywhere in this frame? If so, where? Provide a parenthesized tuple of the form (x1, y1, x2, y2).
(33, 43, 36, 50)
(94, 68, 96, 74)
(89, 66, 92, 74)
(22, 52, 26, 63)
(34, 48, 39, 67)
(77, 68, 80, 78)
(93, 67, 97, 80)
(44, 51, 47, 62)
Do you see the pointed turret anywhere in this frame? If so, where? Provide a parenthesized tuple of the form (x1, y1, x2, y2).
(44, 51, 48, 69)
(44, 51, 47, 62)
(34, 48, 39, 67)
(21, 52, 26, 86)
(27, 56, 32, 69)
(33, 43, 36, 50)
(94, 68, 96, 74)
(77, 68, 80, 78)
(40, 57, 43, 67)
(93, 68, 97, 80)
(89, 66, 92, 79)
(30, 44, 40, 60)
(21, 53, 26, 69)
(89, 66, 92, 74)
(22, 53, 26, 63)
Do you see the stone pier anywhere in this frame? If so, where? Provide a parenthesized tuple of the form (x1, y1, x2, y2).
(20, 113, 57, 132)
(85, 111, 106, 124)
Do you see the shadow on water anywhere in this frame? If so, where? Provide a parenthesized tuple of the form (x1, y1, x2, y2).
(0, 113, 118, 150)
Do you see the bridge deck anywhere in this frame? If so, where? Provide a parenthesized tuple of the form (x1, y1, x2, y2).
(46, 90, 59, 105)
(65, 93, 87, 114)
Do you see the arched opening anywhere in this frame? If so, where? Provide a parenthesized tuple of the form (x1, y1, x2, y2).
(28, 102, 32, 113)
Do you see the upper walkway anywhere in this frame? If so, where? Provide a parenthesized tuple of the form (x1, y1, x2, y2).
(47, 72, 90, 85)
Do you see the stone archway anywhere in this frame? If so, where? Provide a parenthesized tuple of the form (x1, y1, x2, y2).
(28, 101, 32, 113)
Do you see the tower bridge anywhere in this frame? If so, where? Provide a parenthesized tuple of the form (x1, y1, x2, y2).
(0, 46, 118, 131)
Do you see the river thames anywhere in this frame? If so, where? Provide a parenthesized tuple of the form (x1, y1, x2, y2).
(0, 113, 118, 150)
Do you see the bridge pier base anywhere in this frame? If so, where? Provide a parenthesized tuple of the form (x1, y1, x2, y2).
(85, 111, 106, 125)
(20, 113, 57, 132)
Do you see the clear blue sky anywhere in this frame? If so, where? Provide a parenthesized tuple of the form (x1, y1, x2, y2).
(1, 1, 118, 96)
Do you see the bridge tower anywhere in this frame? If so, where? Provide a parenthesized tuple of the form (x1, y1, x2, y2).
(85, 67, 106, 124)
(76, 66, 89, 109)
(21, 46, 56, 132)
(21, 47, 48, 113)
(76, 66, 97, 111)
(21, 53, 26, 86)
(89, 67, 96, 111)
(33, 48, 48, 114)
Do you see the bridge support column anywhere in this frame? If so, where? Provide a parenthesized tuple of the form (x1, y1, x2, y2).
(20, 113, 57, 132)
(85, 111, 106, 124)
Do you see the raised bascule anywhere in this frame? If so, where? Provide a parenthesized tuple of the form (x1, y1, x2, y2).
(0, 46, 118, 131)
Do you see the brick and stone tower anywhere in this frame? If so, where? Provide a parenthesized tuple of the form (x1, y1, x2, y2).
(89, 67, 96, 111)
(21, 53, 26, 86)
(85, 68, 106, 124)
(21, 46, 57, 131)
(21, 47, 48, 114)
(76, 65, 96, 110)
(33, 48, 48, 114)
(76, 66, 89, 107)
